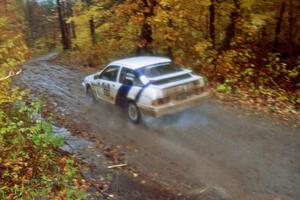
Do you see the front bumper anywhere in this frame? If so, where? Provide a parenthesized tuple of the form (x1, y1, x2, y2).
(138, 91, 210, 118)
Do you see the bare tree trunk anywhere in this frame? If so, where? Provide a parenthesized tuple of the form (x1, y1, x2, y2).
(136, 0, 156, 54)
(167, 18, 173, 59)
(274, 0, 286, 49)
(71, 22, 76, 39)
(287, 0, 294, 55)
(222, 0, 240, 50)
(69, 6, 76, 39)
(56, 0, 71, 50)
(63, 1, 72, 47)
(89, 17, 96, 45)
(209, 0, 216, 49)
(83, 0, 96, 45)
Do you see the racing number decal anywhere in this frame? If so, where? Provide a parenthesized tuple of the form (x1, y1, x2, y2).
(102, 82, 111, 97)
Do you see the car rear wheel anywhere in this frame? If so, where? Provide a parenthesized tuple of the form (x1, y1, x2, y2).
(127, 102, 140, 123)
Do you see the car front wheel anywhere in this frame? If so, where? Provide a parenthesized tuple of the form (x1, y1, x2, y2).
(86, 86, 96, 103)
(127, 102, 140, 123)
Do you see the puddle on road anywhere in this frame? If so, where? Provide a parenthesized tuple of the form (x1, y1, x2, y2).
(52, 126, 94, 153)
(51, 125, 192, 200)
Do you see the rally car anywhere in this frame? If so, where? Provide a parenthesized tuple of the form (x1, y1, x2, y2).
(82, 56, 209, 123)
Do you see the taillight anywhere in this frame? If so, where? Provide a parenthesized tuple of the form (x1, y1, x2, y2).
(152, 97, 170, 106)
(193, 80, 200, 86)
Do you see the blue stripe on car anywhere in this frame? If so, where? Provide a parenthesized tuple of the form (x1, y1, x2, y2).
(115, 68, 151, 106)
(134, 68, 151, 103)
(135, 83, 150, 103)
(115, 84, 132, 107)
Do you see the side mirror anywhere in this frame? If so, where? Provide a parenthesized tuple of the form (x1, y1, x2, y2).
(94, 72, 102, 79)
(94, 70, 104, 79)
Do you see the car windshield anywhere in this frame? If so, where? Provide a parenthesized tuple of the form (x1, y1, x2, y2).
(140, 63, 183, 78)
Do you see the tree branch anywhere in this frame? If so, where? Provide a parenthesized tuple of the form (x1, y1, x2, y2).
(0, 69, 22, 81)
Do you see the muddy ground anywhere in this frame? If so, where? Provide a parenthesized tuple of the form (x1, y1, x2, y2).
(15, 53, 300, 200)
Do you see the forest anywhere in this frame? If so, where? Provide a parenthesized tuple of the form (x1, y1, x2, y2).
(11, 0, 300, 113)
(1, 0, 300, 111)
(0, 0, 299, 199)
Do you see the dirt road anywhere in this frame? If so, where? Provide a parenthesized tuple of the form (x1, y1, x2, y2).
(17, 53, 300, 200)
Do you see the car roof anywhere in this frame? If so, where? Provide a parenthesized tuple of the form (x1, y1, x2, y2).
(109, 56, 171, 70)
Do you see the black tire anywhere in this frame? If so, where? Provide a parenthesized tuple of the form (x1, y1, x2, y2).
(86, 85, 96, 103)
(127, 102, 141, 124)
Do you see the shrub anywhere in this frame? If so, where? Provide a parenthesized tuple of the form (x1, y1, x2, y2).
(0, 101, 87, 199)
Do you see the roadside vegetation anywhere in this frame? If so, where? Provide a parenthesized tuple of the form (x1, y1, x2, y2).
(0, 1, 88, 199)
(0, 101, 88, 199)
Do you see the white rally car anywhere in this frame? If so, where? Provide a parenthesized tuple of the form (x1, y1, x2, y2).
(82, 56, 209, 123)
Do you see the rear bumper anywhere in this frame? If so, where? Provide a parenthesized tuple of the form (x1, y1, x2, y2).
(138, 91, 210, 118)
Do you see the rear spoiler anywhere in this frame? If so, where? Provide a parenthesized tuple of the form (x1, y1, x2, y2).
(152, 76, 201, 89)
(147, 69, 192, 82)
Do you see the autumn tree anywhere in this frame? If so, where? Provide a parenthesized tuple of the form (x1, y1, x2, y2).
(0, 0, 28, 103)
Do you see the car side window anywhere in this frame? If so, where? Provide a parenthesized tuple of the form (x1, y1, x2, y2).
(100, 65, 119, 82)
(119, 68, 143, 87)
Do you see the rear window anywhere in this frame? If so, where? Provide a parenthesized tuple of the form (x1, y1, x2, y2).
(141, 63, 183, 78)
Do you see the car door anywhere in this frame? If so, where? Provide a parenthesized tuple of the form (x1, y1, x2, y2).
(115, 67, 143, 106)
(97, 65, 121, 104)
